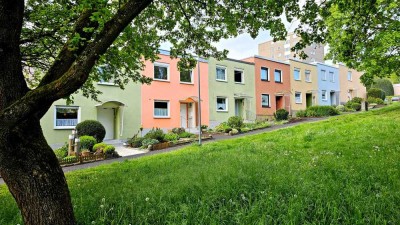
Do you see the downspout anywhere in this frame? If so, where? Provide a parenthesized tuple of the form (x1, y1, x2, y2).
(119, 106, 125, 137)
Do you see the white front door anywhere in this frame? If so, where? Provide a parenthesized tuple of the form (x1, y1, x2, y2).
(180, 104, 187, 128)
(97, 108, 114, 140)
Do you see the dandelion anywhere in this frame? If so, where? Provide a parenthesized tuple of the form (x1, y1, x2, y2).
(145, 197, 150, 202)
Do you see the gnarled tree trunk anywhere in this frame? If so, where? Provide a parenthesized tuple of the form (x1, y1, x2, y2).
(0, 118, 75, 225)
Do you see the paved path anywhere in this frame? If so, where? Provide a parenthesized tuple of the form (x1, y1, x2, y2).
(0, 117, 326, 185)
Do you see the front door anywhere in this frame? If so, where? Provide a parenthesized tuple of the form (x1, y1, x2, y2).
(235, 99, 243, 117)
(306, 93, 312, 108)
(276, 96, 283, 109)
(330, 92, 336, 106)
(180, 104, 188, 128)
(97, 108, 114, 140)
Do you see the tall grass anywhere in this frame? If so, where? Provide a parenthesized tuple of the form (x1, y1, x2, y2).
(1, 105, 400, 224)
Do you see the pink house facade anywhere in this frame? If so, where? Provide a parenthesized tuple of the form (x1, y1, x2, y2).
(141, 50, 209, 133)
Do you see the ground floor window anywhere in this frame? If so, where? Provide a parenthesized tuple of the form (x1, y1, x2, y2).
(154, 100, 169, 117)
(322, 90, 327, 100)
(54, 106, 80, 129)
(216, 97, 228, 111)
(261, 94, 270, 107)
(295, 92, 302, 103)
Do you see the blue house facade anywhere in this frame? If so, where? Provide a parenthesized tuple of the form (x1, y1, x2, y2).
(316, 63, 340, 106)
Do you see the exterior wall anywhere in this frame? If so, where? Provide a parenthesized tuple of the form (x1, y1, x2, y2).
(141, 52, 209, 133)
(242, 56, 291, 120)
(207, 58, 256, 128)
(258, 33, 324, 63)
(41, 82, 141, 147)
(289, 59, 318, 114)
(394, 84, 400, 96)
(338, 64, 367, 104)
(316, 63, 340, 106)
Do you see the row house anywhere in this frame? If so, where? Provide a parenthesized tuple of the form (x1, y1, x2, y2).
(316, 63, 340, 106)
(208, 58, 256, 128)
(338, 64, 366, 104)
(242, 55, 291, 120)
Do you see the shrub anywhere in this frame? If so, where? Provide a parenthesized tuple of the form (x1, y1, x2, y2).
(295, 110, 307, 117)
(144, 128, 165, 142)
(274, 109, 289, 121)
(368, 88, 386, 100)
(171, 127, 186, 135)
(345, 101, 362, 111)
(79, 135, 97, 151)
(54, 145, 68, 159)
(103, 145, 115, 154)
(227, 116, 244, 130)
(305, 106, 340, 117)
(241, 127, 251, 132)
(179, 131, 195, 138)
(336, 105, 345, 112)
(351, 97, 363, 104)
(76, 120, 106, 143)
(63, 156, 77, 160)
(93, 142, 108, 152)
(164, 132, 179, 141)
(215, 122, 232, 133)
(127, 137, 144, 148)
(230, 128, 239, 135)
(141, 138, 159, 147)
(372, 78, 394, 96)
(201, 125, 208, 130)
(367, 97, 384, 105)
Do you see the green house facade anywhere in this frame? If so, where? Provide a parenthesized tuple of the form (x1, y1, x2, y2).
(208, 58, 256, 128)
(40, 82, 141, 148)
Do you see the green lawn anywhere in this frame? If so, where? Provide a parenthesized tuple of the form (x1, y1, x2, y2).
(1, 105, 400, 224)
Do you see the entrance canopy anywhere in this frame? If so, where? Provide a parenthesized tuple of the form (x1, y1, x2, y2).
(95, 100, 126, 108)
(179, 97, 198, 103)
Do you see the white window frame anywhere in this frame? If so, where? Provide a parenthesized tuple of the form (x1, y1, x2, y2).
(153, 62, 170, 81)
(179, 70, 193, 84)
(234, 69, 244, 84)
(97, 66, 116, 85)
(261, 94, 270, 108)
(321, 70, 327, 81)
(216, 66, 227, 82)
(216, 97, 228, 112)
(322, 90, 327, 101)
(295, 92, 302, 104)
(329, 71, 335, 82)
(261, 67, 270, 81)
(274, 69, 283, 83)
(305, 70, 311, 82)
(348, 71, 352, 81)
(294, 68, 301, 81)
(153, 100, 170, 118)
(54, 106, 81, 129)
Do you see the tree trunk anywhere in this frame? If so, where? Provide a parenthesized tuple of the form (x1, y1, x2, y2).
(0, 117, 75, 225)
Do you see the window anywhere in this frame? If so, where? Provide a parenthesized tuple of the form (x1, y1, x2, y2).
(294, 68, 301, 81)
(321, 70, 327, 81)
(329, 71, 335, 82)
(180, 70, 193, 83)
(234, 69, 244, 83)
(154, 62, 169, 81)
(295, 92, 302, 103)
(274, 69, 282, 83)
(54, 106, 80, 129)
(305, 70, 311, 82)
(216, 66, 227, 81)
(97, 66, 115, 85)
(261, 94, 270, 107)
(261, 67, 269, 81)
(347, 71, 352, 81)
(322, 90, 327, 101)
(216, 97, 228, 111)
(154, 101, 169, 117)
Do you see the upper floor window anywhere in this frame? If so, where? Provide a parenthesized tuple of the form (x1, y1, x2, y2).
(347, 71, 352, 81)
(216, 66, 227, 81)
(274, 69, 282, 83)
(321, 70, 327, 81)
(305, 70, 311, 82)
(261, 67, 269, 81)
(294, 68, 301, 81)
(329, 71, 335, 82)
(54, 106, 80, 129)
(180, 70, 193, 83)
(154, 62, 169, 81)
(234, 69, 244, 84)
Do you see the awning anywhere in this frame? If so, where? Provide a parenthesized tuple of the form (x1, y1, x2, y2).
(95, 100, 126, 108)
(179, 97, 197, 103)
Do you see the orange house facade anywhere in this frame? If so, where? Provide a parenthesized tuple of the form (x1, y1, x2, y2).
(141, 50, 209, 133)
(243, 55, 291, 119)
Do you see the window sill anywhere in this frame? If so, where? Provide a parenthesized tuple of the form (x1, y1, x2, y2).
(261, 79, 270, 82)
(180, 82, 194, 85)
(295, 102, 303, 104)
(54, 126, 76, 130)
(216, 110, 228, 112)
(305, 81, 312, 83)
(154, 116, 171, 119)
(294, 79, 301, 81)
(98, 82, 117, 86)
(275, 81, 283, 83)
(262, 106, 271, 108)
(153, 79, 170, 82)
(216, 79, 228, 82)
(235, 82, 245, 85)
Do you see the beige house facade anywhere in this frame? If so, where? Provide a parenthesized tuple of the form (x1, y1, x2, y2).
(338, 64, 367, 104)
(289, 59, 318, 115)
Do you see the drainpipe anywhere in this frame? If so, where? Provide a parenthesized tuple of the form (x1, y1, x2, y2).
(197, 56, 202, 145)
